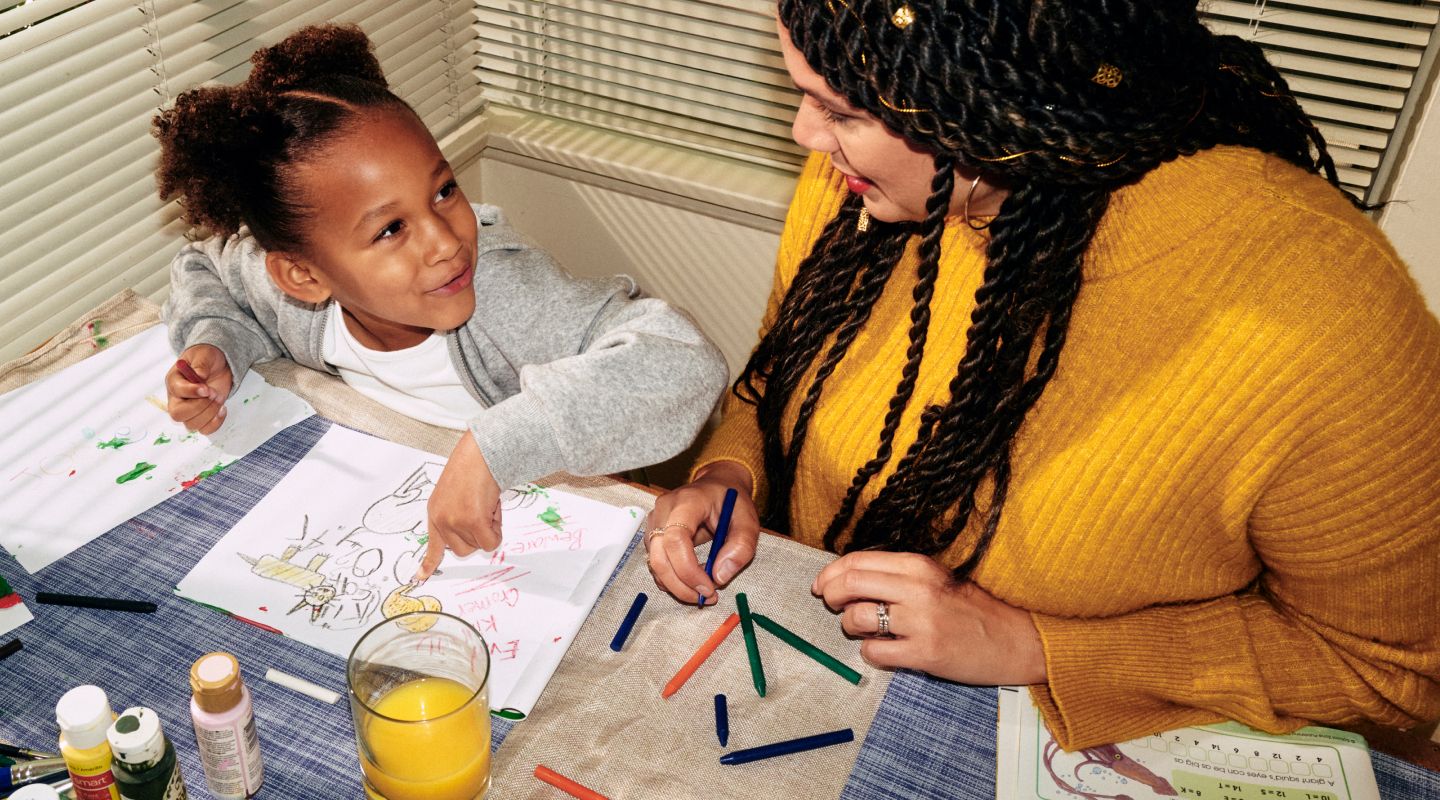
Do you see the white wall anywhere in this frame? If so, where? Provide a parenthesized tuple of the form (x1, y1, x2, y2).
(1379, 63, 1440, 316)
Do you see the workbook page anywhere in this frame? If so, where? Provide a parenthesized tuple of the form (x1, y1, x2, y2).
(997, 687, 1379, 800)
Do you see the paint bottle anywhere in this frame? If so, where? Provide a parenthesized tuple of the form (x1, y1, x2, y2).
(55, 684, 121, 800)
(107, 707, 188, 800)
(188, 652, 263, 799)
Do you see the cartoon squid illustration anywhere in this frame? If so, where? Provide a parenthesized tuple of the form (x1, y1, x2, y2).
(1043, 741, 1177, 799)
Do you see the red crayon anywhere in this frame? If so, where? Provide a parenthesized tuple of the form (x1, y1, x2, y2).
(174, 358, 204, 384)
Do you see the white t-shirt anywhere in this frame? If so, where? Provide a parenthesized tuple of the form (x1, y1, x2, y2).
(321, 302, 483, 430)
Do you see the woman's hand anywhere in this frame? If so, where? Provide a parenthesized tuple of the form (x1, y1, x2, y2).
(166, 344, 233, 434)
(416, 431, 502, 582)
(646, 461, 759, 606)
(812, 551, 1046, 685)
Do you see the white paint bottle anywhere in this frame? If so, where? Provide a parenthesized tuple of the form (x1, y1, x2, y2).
(188, 653, 263, 799)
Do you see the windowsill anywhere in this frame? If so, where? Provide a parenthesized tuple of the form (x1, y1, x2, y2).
(438, 105, 796, 233)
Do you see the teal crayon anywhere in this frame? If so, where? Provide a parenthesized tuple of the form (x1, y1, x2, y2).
(736, 593, 765, 697)
(751, 613, 861, 685)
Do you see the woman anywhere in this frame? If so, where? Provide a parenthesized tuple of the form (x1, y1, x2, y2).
(646, 0, 1440, 749)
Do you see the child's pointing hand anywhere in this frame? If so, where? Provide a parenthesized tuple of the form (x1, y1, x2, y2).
(416, 431, 503, 582)
(166, 344, 233, 435)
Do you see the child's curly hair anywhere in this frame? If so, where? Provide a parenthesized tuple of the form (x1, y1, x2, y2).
(153, 23, 410, 249)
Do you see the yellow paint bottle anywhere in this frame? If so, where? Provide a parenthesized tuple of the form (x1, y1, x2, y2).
(56, 685, 121, 800)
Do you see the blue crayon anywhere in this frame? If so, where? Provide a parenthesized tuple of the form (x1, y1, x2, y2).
(700, 488, 739, 606)
(609, 592, 648, 652)
(715, 693, 729, 747)
(719, 728, 855, 766)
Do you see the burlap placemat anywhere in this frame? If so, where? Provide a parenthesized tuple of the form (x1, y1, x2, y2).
(488, 529, 892, 800)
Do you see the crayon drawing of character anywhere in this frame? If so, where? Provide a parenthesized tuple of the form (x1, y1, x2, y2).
(1042, 740, 1177, 799)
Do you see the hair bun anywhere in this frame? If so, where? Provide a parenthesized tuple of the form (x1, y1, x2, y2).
(246, 23, 387, 93)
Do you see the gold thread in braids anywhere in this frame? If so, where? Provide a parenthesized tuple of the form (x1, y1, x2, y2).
(972, 148, 1130, 168)
(823, 0, 932, 113)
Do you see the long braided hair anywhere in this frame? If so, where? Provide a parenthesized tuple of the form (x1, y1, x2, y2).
(737, 0, 1355, 579)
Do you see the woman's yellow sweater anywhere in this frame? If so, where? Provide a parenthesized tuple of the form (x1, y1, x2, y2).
(695, 147, 1440, 749)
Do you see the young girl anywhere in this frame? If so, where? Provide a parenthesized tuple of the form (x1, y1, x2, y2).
(155, 24, 727, 580)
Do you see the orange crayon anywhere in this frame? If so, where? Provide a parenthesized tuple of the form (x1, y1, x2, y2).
(534, 765, 610, 800)
(662, 612, 739, 699)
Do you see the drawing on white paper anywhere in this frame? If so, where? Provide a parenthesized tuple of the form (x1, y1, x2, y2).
(0, 326, 315, 572)
(176, 426, 639, 714)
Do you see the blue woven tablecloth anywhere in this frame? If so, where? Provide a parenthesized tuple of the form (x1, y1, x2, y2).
(2, 416, 1437, 798)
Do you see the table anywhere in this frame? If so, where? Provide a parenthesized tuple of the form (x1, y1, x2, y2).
(2, 416, 1437, 799)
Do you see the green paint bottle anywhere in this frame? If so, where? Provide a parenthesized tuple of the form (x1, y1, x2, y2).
(107, 707, 187, 800)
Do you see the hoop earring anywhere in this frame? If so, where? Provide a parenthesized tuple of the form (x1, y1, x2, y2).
(962, 175, 993, 232)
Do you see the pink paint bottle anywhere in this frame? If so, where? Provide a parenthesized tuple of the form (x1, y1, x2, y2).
(188, 653, 263, 799)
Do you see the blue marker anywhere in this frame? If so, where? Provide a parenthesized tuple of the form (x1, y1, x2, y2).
(719, 728, 854, 765)
(714, 693, 729, 747)
(609, 592, 648, 652)
(700, 488, 739, 606)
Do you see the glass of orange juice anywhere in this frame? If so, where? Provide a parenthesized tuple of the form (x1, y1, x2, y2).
(347, 611, 491, 800)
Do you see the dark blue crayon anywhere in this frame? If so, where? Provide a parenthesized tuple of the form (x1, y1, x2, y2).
(609, 592, 648, 652)
(719, 728, 855, 766)
(715, 693, 729, 747)
(700, 488, 738, 606)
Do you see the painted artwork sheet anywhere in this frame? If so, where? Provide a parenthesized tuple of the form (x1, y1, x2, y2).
(0, 573, 32, 636)
(996, 686, 1380, 800)
(0, 326, 315, 572)
(175, 425, 641, 715)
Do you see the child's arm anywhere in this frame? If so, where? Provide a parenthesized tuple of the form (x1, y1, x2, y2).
(462, 225, 729, 493)
(161, 231, 299, 392)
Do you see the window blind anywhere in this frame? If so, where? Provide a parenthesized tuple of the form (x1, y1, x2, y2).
(474, 0, 808, 169)
(472, 0, 1439, 200)
(0, 0, 484, 362)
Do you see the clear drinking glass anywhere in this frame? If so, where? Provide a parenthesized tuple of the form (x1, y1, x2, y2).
(347, 611, 492, 800)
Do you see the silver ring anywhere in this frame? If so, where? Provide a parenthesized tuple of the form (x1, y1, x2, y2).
(875, 601, 892, 637)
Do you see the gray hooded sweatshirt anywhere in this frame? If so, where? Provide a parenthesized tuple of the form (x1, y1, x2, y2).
(161, 204, 729, 490)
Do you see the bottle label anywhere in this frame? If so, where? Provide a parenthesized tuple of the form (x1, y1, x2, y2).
(240, 716, 264, 787)
(164, 765, 189, 800)
(194, 718, 262, 797)
(70, 765, 120, 800)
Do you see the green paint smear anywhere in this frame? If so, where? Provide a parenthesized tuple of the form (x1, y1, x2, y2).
(116, 462, 157, 484)
(242, 394, 260, 404)
(96, 436, 130, 450)
(539, 506, 563, 531)
(153, 434, 171, 445)
(197, 462, 228, 480)
(0, 574, 12, 596)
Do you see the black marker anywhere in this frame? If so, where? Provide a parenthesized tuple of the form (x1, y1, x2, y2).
(35, 592, 156, 613)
